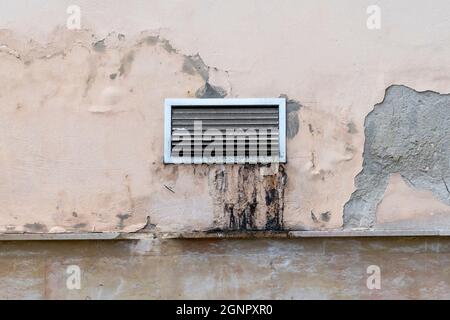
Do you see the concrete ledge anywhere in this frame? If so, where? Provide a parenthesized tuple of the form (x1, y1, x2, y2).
(0, 233, 121, 241)
(288, 230, 446, 237)
(1, 229, 450, 240)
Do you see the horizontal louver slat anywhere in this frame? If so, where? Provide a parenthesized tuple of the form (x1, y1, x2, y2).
(172, 137, 279, 141)
(172, 115, 277, 120)
(172, 131, 279, 136)
(172, 107, 278, 114)
(173, 120, 277, 126)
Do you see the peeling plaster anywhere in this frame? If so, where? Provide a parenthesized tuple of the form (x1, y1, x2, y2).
(344, 85, 450, 228)
(0, 28, 233, 233)
(183, 54, 210, 81)
(195, 82, 227, 98)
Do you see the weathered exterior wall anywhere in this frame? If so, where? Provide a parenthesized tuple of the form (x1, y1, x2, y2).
(0, 0, 449, 234)
(1, 238, 450, 299)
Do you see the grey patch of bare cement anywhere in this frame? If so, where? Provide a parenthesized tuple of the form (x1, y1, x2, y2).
(182, 54, 210, 82)
(92, 39, 106, 52)
(195, 82, 227, 98)
(160, 39, 177, 54)
(344, 85, 450, 228)
(182, 54, 228, 98)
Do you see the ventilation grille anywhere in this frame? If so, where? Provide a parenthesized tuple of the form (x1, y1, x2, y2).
(164, 99, 286, 164)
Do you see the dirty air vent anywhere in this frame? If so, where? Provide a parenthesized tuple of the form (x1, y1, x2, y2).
(164, 98, 286, 164)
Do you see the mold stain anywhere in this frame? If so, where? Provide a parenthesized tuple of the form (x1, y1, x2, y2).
(209, 164, 287, 232)
(263, 165, 287, 230)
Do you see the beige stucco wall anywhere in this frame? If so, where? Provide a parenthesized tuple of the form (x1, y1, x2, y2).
(0, 0, 449, 235)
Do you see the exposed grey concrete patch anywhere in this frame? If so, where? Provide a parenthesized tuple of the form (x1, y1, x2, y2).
(118, 51, 135, 77)
(92, 33, 230, 100)
(347, 121, 358, 134)
(279, 94, 302, 139)
(195, 82, 227, 98)
(116, 213, 131, 228)
(183, 53, 228, 98)
(321, 211, 331, 222)
(137, 34, 177, 53)
(182, 54, 210, 81)
(344, 85, 450, 228)
(310, 210, 331, 226)
(138, 216, 157, 232)
(311, 211, 319, 223)
(92, 39, 106, 53)
(160, 38, 177, 54)
(141, 35, 159, 46)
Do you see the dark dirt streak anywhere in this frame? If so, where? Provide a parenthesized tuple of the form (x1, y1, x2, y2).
(264, 165, 287, 231)
(211, 164, 287, 232)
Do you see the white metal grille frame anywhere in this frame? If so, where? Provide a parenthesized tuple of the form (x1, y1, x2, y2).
(164, 98, 286, 164)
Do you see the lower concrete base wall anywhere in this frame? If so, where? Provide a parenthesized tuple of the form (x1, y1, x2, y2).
(1, 238, 449, 299)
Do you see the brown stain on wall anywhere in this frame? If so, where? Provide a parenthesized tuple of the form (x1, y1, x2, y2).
(263, 165, 287, 230)
(208, 164, 287, 231)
